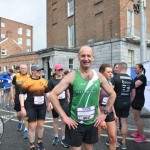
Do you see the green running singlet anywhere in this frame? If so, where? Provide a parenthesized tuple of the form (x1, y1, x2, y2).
(70, 69, 101, 125)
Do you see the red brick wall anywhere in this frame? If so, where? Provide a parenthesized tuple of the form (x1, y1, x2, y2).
(0, 38, 23, 58)
(0, 53, 38, 73)
(0, 17, 33, 52)
(47, 0, 150, 47)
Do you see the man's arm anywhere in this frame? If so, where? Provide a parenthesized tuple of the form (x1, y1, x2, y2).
(10, 84, 15, 105)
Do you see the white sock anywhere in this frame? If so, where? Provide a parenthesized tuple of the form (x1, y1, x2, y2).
(24, 128, 28, 131)
(55, 134, 58, 138)
(62, 136, 65, 140)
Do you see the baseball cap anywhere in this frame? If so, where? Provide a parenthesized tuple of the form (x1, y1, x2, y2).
(31, 65, 43, 71)
(54, 64, 63, 70)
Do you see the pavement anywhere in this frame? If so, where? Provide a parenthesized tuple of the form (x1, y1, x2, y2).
(0, 108, 150, 150)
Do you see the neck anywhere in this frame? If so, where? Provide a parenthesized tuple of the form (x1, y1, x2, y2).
(137, 72, 142, 77)
(55, 75, 62, 79)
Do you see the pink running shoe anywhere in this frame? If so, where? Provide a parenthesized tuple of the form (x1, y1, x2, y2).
(134, 135, 147, 142)
(130, 130, 140, 138)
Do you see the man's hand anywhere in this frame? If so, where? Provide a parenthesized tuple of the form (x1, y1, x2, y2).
(100, 121, 107, 131)
(11, 98, 15, 106)
(47, 102, 53, 112)
(62, 115, 78, 129)
(21, 107, 27, 117)
(94, 113, 107, 127)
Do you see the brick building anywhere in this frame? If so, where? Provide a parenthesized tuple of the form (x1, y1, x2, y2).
(0, 52, 38, 73)
(47, 0, 150, 68)
(0, 17, 33, 53)
(0, 17, 34, 72)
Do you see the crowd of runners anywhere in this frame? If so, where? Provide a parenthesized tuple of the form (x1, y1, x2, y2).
(0, 46, 148, 150)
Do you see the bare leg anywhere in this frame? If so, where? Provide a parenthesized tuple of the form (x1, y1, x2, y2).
(120, 118, 128, 144)
(132, 109, 144, 135)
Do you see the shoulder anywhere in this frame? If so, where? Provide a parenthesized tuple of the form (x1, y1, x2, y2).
(62, 71, 76, 85)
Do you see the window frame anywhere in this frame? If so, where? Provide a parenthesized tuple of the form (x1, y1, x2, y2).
(26, 29, 31, 37)
(68, 0, 74, 17)
(68, 24, 74, 48)
(18, 27, 23, 35)
(18, 38, 23, 45)
(1, 48, 7, 56)
(69, 58, 74, 69)
(26, 39, 31, 46)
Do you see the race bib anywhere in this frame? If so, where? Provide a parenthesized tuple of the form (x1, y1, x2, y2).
(57, 91, 65, 99)
(24, 94, 27, 101)
(34, 96, 44, 105)
(8, 79, 12, 83)
(101, 97, 109, 105)
(77, 106, 95, 121)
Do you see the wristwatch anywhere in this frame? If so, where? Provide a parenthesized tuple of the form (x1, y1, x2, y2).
(102, 109, 109, 115)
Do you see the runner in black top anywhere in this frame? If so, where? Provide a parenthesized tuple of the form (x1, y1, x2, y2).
(47, 64, 70, 148)
(111, 62, 135, 149)
(130, 64, 147, 142)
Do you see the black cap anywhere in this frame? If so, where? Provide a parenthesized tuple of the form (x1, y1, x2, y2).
(31, 65, 43, 71)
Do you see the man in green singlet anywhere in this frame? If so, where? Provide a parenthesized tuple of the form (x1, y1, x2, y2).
(47, 46, 116, 150)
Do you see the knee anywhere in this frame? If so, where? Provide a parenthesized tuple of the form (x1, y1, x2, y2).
(29, 125, 36, 132)
(37, 123, 44, 129)
(109, 136, 116, 144)
(133, 115, 140, 122)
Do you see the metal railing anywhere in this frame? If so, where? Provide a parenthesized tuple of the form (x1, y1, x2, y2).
(0, 87, 16, 123)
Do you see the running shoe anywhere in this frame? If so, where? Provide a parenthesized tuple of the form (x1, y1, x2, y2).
(134, 135, 147, 142)
(105, 140, 120, 148)
(17, 120, 23, 131)
(52, 137, 59, 146)
(119, 141, 127, 150)
(37, 142, 45, 150)
(130, 130, 140, 138)
(23, 130, 28, 139)
(61, 139, 70, 148)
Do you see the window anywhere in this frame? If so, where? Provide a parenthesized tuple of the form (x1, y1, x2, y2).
(68, 25, 74, 48)
(1, 49, 7, 55)
(12, 65, 15, 70)
(26, 39, 31, 46)
(68, 0, 74, 17)
(18, 27, 23, 35)
(1, 22, 5, 27)
(26, 29, 31, 37)
(127, 9, 134, 37)
(52, 8, 58, 25)
(18, 38, 22, 45)
(69, 59, 74, 69)
(128, 50, 134, 67)
(4, 66, 7, 72)
(26, 49, 31, 52)
(1, 34, 5, 38)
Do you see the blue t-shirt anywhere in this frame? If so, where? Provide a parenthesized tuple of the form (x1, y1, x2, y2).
(0, 72, 12, 88)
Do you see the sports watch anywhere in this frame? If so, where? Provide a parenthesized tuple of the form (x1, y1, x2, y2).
(102, 109, 109, 115)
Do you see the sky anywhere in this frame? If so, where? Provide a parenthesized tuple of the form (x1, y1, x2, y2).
(0, 0, 46, 51)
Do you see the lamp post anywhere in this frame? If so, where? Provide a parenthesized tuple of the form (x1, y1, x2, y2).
(139, 0, 147, 63)
(109, 20, 113, 66)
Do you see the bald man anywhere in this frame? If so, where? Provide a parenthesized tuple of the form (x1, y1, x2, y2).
(11, 64, 30, 139)
(47, 46, 116, 150)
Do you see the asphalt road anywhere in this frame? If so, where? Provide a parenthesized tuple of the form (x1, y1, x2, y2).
(0, 111, 150, 150)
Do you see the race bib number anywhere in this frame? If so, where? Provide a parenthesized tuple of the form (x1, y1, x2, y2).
(77, 106, 95, 121)
(34, 96, 44, 105)
(8, 79, 12, 83)
(57, 91, 65, 99)
(101, 97, 109, 105)
(24, 94, 27, 101)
